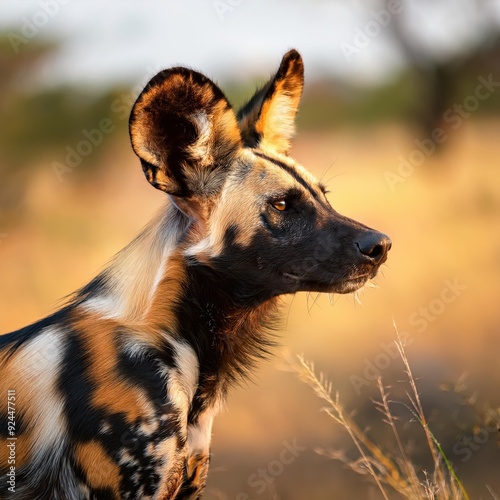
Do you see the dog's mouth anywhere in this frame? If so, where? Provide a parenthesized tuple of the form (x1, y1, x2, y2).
(330, 275, 370, 294)
(282, 271, 372, 294)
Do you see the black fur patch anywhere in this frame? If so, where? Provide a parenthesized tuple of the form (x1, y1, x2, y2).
(254, 151, 321, 201)
(0, 306, 71, 360)
(57, 330, 183, 497)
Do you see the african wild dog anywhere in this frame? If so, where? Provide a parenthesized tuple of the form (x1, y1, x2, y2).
(0, 50, 390, 499)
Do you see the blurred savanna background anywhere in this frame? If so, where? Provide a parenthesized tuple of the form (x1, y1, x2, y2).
(1, 1, 500, 498)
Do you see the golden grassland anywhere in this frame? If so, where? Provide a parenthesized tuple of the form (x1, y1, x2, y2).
(1, 122, 499, 498)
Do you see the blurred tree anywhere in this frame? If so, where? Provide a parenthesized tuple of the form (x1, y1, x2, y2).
(0, 34, 59, 212)
(0, 31, 128, 213)
(384, 0, 500, 146)
(0, 35, 55, 109)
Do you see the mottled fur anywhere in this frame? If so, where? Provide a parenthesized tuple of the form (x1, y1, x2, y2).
(0, 50, 390, 499)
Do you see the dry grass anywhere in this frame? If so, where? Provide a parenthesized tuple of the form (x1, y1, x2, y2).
(292, 325, 470, 500)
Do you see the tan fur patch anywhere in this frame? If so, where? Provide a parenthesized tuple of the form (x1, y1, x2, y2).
(254, 51, 304, 154)
(186, 453, 210, 490)
(74, 441, 121, 493)
(70, 313, 154, 423)
(144, 250, 187, 329)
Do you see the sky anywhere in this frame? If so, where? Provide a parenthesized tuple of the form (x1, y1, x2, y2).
(2, 0, 500, 88)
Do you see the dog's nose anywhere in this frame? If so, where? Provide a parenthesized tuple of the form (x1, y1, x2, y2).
(355, 231, 391, 265)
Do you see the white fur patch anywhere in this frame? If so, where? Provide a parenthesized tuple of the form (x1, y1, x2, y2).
(81, 203, 188, 322)
(173, 340, 199, 402)
(183, 236, 212, 258)
(188, 112, 213, 166)
(186, 403, 222, 454)
(17, 327, 68, 481)
(167, 341, 199, 426)
(82, 295, 121, 319)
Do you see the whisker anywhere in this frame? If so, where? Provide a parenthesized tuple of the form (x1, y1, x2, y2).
(310, 292, 322, 312)
(285, 293, 297, 330)
(319, 158, 338, 183)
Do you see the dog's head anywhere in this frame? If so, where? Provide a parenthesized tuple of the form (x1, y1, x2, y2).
(129, 50, 390, 302)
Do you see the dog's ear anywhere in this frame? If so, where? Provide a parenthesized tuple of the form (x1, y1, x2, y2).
(129, 68, 242, 197)
(237, 49, 304, 155)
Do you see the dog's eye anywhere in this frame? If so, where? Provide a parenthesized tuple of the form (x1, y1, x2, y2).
(271, 199, 288, 212)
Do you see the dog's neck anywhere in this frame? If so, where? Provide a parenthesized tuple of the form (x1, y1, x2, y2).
(77, 201, 188, 323)
(77, 200, 280, 405)
(147, 249, 280, 411)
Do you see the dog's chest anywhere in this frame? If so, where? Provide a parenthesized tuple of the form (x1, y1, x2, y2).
(187, 403, 220, 453)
